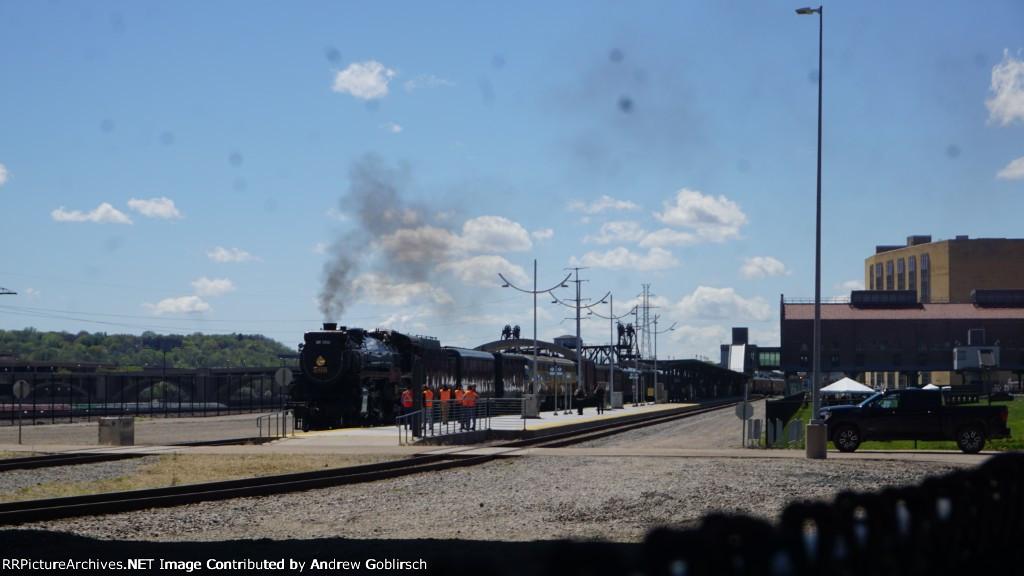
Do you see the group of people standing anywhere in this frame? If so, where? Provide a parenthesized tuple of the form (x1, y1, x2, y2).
(575, 382, 606, 415)
(401, 383, 480, 433)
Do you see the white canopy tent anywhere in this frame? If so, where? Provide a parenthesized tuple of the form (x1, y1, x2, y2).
(820, 377, 875, 394)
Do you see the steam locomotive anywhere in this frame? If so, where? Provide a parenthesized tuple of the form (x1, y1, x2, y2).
(287, 323, 658, 431)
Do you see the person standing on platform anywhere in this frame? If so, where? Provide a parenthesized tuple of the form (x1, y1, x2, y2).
(464, 385, 480, 430)
(401, 386, 414, 429)
(439, 384, 451, 427)
(574, 384, 586, 415)
(454, 384, 466, 430)
(422, 385, 435, 433)
(594, 383, 605, 415)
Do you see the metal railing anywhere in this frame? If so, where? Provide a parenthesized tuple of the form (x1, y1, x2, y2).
(256, 410, 293, 440)
(396, 398, 528, 444)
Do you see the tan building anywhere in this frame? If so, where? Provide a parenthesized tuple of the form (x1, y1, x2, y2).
(865, 235, 1024, 303)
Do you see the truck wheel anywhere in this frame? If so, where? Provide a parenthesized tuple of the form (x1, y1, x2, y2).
(833, 425, 860, 452)
(956, 427, 986, 454)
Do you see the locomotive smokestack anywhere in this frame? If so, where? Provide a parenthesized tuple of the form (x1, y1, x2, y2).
(323, 322, 338, 331)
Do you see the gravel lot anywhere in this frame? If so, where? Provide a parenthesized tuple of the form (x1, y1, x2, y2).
(0, 402, 984, 575)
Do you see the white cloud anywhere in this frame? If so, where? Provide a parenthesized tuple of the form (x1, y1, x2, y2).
(986, 49, 1024, 126)
(739, 256, 789, 279)
(669, 324, 730, 361)
(639, 228, 699, 248)
(144, 295, 212, 315)
(0, 164, 8, 186)
(51, 203, 133, 224)
(567, 195, 641, 214)
(997, 156, 1024, 180)
(332, 60, 396, 100)
(403, 74, 456, 91)
(191, 277, 236, 296)
(673, 286, 772, 321)
(207, 246, 258, 263)
(127, 197, 182, 219)
(585, 221, 646, 245)
(654, 188, 748, 242)
(381, 121, 403, 134)
(571, 246, 678, 271)
(437, 255, 522, 287)
(531, 228, 555, 241)
(460, 216, 532, 253)
(351, 273, 452, 306)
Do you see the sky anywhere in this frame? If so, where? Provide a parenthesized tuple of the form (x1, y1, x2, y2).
(1, 1, 1023, 362)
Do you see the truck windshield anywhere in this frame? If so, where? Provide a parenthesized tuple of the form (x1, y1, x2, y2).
(858, 393, 882, 407)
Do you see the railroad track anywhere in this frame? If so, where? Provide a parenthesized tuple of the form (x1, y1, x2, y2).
(0, 400, 741, 526)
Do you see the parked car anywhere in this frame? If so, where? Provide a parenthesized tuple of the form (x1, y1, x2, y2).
(820, 388, 1011, 454)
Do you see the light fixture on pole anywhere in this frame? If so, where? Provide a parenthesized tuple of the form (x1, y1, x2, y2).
(499, 260, 572, 396)
(551, 269, 608, 414)
(588, 294, 637, 412)
(650, 315, 676, 405)
(796, 4, 827, 459)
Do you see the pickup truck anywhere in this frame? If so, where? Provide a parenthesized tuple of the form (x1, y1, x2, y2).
(820, 388, 1011, 454)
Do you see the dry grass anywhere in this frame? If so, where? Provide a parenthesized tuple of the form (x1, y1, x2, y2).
(2, 453, 398, 503)
(0, 452, 40, 459)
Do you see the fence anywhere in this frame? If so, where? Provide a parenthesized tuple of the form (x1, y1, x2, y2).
(638, 451, 1024, 575)
(0, 370, 286, 426)
(397, 398, 527, 444)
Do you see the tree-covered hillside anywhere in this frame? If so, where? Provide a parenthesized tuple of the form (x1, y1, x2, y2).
(0, 329, 297, 370)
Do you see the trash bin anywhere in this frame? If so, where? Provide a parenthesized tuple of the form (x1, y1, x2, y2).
(521, 394, 540, 418)
(610, 391, 624, 409)
(98, 417, 135, 446)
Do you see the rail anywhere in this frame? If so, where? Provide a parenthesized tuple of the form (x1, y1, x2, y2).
(256, 410, 293, 440)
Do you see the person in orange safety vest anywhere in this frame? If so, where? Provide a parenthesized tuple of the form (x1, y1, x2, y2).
(463, 385, 480, 431)
(439, 385, 451, 425)
(422, 385, 435, 432)
(401, 387, 414, 429)
(454, 385, 465, 430)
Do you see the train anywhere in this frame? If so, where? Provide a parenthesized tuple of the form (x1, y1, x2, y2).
(286, 323, 657, 430)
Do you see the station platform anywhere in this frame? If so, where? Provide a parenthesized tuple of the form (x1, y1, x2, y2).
(0, 401, 697, 457)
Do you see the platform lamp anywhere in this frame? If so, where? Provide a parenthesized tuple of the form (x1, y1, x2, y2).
(499, 260, 571, 395)
(796, 4, 828, 459)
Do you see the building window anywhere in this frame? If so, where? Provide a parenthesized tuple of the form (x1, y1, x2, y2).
(908, 256, 917, 295)
(830, 354, 840, 367)
(920, 254, 930, 302)
(886, 261, 894, 290)
(799, 354, 809, 368)
(897, 259, 905, 290)
(875, 264, 883, 292)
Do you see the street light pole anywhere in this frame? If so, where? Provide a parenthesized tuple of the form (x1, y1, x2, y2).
(588, 294, 637, 411)
(499, 260, 571, 395)
(651, 315, 675, 404)
(551, 269, 608, 414)
(797, 5, 827, 459)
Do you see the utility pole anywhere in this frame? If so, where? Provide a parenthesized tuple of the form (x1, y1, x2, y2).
(551, 268, 608, 414)
(499, 261, 571, 396)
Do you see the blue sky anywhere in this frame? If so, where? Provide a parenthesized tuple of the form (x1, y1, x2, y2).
(1, 1, 1022, 361)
